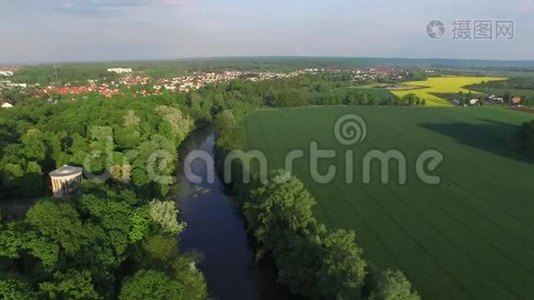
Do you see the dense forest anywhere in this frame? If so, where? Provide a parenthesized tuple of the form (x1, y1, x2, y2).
(0, 87, 214, 298)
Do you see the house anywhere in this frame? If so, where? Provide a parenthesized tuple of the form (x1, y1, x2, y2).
(6, 82, 27, 88)
(469, 98, 479, 106)
(0, 71, 13, 76)
(1, 102, 13, 109)
(487, 95, 504, 104)
(107, 68, 133, 74)
(512, 96, 522, 105)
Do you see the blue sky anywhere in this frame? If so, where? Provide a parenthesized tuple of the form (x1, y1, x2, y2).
(1, 0, 533, 63)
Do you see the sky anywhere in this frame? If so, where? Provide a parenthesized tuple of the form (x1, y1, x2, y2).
(1, 0, 533, 63)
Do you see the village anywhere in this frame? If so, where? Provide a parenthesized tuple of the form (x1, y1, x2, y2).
(0, 65, 525, 109)
(0, 65, 414, 107)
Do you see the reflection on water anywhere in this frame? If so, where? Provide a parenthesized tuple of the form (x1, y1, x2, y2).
(175, 128, 296, 300)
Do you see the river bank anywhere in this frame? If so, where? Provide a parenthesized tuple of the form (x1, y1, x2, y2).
(174, 128, 296, 300)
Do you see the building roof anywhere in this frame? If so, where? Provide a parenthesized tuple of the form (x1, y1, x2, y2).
(49, 165, 84, 177)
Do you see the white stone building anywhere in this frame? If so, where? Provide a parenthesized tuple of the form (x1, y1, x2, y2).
(49, 165, 83, 197)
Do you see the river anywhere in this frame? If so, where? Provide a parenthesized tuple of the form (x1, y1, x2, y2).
(175, 128, 296, 300)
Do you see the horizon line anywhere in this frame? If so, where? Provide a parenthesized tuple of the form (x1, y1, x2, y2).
(3, 55, 534, 67)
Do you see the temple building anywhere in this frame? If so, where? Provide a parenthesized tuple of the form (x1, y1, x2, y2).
(49, 165, 83, 197)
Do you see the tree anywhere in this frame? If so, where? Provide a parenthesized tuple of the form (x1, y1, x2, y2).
(123, 110, 141, 127)
(149, 200, 185, 234)
(25, 200, 87, 255)
(171, 256, 208, 300)
(21, 129, 47, 161)
(39, 270, 100, 300)
(0, 279, 35, 300)
(244, 171, 317, 256)
(0, 222, 60, 271)
(275, 232, 323, 297)
(369, 269, 421, 300)
(275, 89, 308, 107)
(129, 207, 151, 243)
(80, 194, 135, 266)
(360, 93, 369, 105)
(118, 270, 185, 300)
(215, 110, 240, 150)
(155, 105, 193, 144)
(142, 234, 177, 263)
(318, 229, 367, 299)
(114, 127, 141, 149)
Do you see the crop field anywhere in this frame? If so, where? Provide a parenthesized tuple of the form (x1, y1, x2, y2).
(391, 76, 507, 106)
(241, 106, 534, 299)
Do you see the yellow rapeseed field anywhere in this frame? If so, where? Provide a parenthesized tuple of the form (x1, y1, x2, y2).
(391, 76, 507, 106)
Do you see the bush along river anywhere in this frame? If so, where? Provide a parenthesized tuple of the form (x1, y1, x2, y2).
(174, 128, 296, 300)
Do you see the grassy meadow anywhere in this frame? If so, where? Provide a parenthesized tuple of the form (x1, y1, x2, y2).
(391, 76, 507, 106)
(241, 106, 534, 299)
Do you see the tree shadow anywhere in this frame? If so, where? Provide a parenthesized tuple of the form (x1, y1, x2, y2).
(420, 119, 533, 163)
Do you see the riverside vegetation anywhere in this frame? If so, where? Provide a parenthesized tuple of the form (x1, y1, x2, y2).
(3, 67, 531, 299)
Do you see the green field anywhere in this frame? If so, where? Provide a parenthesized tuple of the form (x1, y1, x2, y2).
(391, 76, 507, 106)
(241, 106, 534, 299)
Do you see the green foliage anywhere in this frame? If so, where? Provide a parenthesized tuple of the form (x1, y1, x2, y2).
(115, 127, 141, 149)
(118, 270, 185, 300)
(138, 235, 208, 300)
(0, 81, 212, 299)
(155, 105, 194, 144)
(129, 208, 151, 243)
(275, 232, 323, 296)
(400, 93, 424, 106)
(369, 270, 421, 300)
(244, 171, 367, 299)
(267, 88, 309, 107)
(318, 229, 367, 299)
(21, 129, 47, 161)
(0, 279, 35, 300)
(26, 200, 87, 255)
(80, 194, 133, 265)
(214, 110, 242, 150)
(19, 230, 60, 270)
(171, 256, 208, 300)
(39, 270, 101, 300)
(0, 185, 207, 300)
(142, 234, 177, 263)
(148, 200, 185, 234)
(244, 171, 316, 256)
